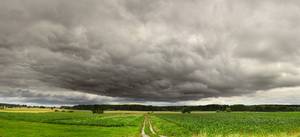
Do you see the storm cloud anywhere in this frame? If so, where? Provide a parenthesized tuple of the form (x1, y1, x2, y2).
(1, 0, 300, 104)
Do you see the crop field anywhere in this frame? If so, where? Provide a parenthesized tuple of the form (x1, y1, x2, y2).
(150, 113, 300, 137)
(0, 109, 300, 137)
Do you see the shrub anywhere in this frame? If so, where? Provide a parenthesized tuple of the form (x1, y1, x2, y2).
(182, 107, 192, 114)
(92, 108, 104, 114)
(225, 107, 232, 112)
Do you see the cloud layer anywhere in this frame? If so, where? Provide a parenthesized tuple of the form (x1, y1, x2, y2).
(1, 0, 300, 104)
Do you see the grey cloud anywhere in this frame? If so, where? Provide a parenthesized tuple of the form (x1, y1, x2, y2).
(1, 0, 300, 104)
(0, 88, 122, 105)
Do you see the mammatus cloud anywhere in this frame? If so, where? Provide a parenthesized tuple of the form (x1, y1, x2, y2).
(1, 0, 300, 104)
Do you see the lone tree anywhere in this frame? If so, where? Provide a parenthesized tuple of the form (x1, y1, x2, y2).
(92, 107, 104, 114)
(225, 107, 232, 112)
(181, 107, 192, 114)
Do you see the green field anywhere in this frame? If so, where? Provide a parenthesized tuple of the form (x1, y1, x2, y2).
(150, 113, 300, 137)
(0, 109, 300, 137)
(0, 110, 142, 137)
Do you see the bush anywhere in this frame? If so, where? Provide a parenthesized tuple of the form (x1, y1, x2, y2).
(182, 107, 192, 114)
(68, 110, 74, 113)
(92, 108, 104, 114)
(225, 107, 232, 112)
(54, 110, 59, 112)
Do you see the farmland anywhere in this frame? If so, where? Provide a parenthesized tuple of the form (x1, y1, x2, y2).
(150, 112, 300, 137)
(0, 109, 143, 137)
(0, 108, 300, 137)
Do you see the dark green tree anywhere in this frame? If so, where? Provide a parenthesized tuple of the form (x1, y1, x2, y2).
(181, 107, 192, 114)
(92, 108, 104, 114)
(225, 107, 231, 112)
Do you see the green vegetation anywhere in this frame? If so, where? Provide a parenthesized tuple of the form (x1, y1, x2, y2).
(0, 118, 138, 137)
(225, 107, 232, 112)
(150, 115, 192, 137)
(1, 107, 300, 137)
(151, 112, 300, 137)
(0, 111, 142, 137)
(71, 104, 300, 112)
(181, 107, 192, 114)
(92, 107, 104, 114)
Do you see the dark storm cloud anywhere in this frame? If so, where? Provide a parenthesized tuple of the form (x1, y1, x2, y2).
(0, 88, 122, 105)
(1, 0, 300, 104)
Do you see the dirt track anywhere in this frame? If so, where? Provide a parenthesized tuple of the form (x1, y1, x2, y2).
(142, 115, 167, 137)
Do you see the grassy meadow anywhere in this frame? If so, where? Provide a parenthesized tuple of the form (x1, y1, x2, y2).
(0, 108, 142, 137)
(0, 108, 300, 137)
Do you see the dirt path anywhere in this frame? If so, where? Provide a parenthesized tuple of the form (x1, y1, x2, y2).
(148, 116, 167, 137)
(141, 119, 149, 137)
(149, 120, 156, 134)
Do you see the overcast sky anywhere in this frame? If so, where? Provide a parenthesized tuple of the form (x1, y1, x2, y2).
(1, 0, 300, 105)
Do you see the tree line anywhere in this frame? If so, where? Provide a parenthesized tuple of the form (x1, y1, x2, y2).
(1, 103, 300, 112)
(67, 104, 300, 112)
